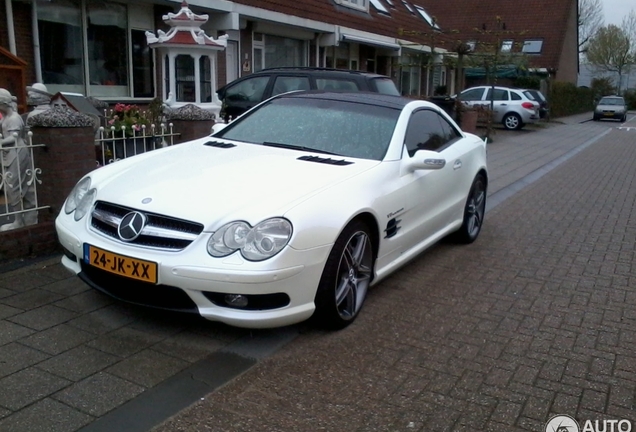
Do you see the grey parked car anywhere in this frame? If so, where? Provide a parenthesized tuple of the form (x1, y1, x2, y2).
(593, 96, 627, 122)
(456, 85, 540, 130)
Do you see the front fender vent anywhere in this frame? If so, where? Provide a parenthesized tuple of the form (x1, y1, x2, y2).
(204, 140, 236, 149)
(297, 155, 353, 166)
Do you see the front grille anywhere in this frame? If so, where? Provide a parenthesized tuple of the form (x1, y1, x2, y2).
(90, 201, 204, 251)
(80, 262, 198, 313)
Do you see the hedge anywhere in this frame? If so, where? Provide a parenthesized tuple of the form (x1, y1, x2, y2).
(548, 82, 595, 118)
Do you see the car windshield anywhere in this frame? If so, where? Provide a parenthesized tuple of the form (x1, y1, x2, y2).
(215, 97, 400, 160)
(599, 98, 624, 105)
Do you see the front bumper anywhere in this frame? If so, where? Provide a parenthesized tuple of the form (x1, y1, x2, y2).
(56, 213, 332, 328)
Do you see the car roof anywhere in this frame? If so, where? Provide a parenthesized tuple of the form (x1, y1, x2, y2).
(280, 90, 411, 109)
(253, 67, 389, 79)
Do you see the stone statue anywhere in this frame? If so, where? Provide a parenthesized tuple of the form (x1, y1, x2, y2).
(26, 83, 53, 122)
(0, 88, 38, 231)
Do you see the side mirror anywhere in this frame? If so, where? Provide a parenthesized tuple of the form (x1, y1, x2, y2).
(211, 123, 228, 135)
(406, 150, 446, 171)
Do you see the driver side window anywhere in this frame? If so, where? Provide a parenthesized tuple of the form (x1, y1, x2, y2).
(404, 110, 452, 156)
(225, 76, 270, 102)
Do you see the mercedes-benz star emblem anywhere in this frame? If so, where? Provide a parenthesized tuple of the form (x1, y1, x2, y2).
(118, 212, 147, 242)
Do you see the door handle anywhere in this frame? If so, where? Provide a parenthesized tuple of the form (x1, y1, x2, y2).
(453, 160, 462, 170)
(500, 103, 507, 106)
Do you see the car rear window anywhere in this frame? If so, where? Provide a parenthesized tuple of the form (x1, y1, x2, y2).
(523, 91, 536, 100)
(316, 79, 360, 91)
(372, 78, 401, 96)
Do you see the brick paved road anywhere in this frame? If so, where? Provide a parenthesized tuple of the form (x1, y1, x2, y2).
(0, 114, 634, 431)
(153, 121, 636, 431)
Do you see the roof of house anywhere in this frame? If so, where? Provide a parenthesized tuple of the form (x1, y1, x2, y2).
(414, 0, 577, 69)
(226, 0, 575, 68)
(228, 0, 458, 51)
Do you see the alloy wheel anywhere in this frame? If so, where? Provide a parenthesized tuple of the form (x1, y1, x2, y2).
(334, 230, 373, 320)
(466, 178, 486, 238)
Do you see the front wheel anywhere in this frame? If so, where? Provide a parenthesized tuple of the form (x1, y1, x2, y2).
(313, 220, 374, 330)
(503, 113, 522, 130)
(452, 174, 487, 244)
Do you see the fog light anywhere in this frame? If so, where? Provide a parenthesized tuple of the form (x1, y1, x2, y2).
(224, 294, 248, 308)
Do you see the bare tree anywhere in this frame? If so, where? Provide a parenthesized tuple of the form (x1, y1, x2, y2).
(578, 0, 604, 56)
(586, 24, 634, 92)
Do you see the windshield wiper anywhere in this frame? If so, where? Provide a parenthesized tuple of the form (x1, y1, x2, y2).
(262, 141, 341, 156)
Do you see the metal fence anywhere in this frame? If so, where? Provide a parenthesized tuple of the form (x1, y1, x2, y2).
(0, 131, 48, 232)
(95, 123, 180, 167)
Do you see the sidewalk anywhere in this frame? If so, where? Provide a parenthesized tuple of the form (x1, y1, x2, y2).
(153, 118, 636, 431)
(0, 115, 633, 431)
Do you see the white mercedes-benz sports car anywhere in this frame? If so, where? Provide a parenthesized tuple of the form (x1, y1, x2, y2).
(56, 92, 487, 329)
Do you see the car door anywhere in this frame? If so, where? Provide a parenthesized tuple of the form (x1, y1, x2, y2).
(485, 88, 510, 123)
(220, 75, 271, 120)
(398, 109, 466, 250)
(457, 87, 487, 110)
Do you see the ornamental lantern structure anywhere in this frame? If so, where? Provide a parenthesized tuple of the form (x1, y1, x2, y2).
(146, 1, 228, 117)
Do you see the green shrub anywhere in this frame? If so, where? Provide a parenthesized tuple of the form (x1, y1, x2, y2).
(591, 77, 616, 100)
(548, 82, 594, 118)
(623, 89, 636, 110)
(513, 76, 541, 90)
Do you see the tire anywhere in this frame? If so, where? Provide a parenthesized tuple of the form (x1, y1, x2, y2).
(593, 116, 598, 121)
(621, 115, 627, 122)
(503, 113, 522, 130)
(452, 174, 487, 244)
(313, 220, 374, 330)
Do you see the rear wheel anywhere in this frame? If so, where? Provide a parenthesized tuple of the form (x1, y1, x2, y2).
(452, 174, 487, 244)
(313, 220, 374, 330)
(503, 113, 522, 130)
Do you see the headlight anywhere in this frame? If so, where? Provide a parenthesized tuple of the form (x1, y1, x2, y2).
(74, 188, 96, 221)
(207, 218, 292, 261)
(64, 177, 91, 214)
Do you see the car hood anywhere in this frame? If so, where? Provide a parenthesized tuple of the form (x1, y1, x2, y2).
(91, 139, 379, 230)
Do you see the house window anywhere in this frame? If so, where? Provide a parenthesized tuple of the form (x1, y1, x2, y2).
(501, 40, 513, 52)
(369, 0, 390, 14)
(252, 33, 308, 71)
(414, 5, 439, 29)
(199, 57, 212, 103)
(522, 39, 544, 54)
(175, 55, 195, 102)
(335, 0, 369, 12)
(37, 0, 155, 98)
(401, 0, 414, 14)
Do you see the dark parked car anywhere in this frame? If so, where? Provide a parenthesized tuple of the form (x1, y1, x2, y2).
(217, 67, 400, 120)
(525, 89, 549, 119)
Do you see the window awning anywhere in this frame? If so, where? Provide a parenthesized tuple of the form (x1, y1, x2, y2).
(341, 33, 401, 53)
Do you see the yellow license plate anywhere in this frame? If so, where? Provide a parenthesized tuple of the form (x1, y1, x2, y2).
(604, 112, 614, 116)
(84, 244, 157, 283)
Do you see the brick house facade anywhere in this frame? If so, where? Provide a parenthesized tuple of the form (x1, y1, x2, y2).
(1, 0, 578, 108)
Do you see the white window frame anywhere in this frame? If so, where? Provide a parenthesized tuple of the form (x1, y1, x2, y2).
(334, 0, 369, 12)
(501, 40, 513, 53)
(522, 39, 543, 54)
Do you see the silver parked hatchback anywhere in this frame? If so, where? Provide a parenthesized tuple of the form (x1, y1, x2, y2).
(593, 96, 627, 122)
(456, 85, 540, 130)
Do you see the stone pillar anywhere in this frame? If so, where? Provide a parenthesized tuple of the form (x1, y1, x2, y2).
(166, 104, 216, 144)
(28, 107, 96, 218)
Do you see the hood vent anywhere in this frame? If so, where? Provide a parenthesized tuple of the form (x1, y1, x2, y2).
(204, 140, 236, 149)
(297, 155, 353, 166)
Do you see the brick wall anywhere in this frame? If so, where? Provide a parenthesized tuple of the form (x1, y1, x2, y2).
(556, 0, 579, 84)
